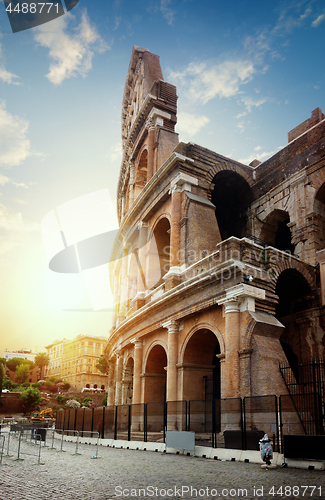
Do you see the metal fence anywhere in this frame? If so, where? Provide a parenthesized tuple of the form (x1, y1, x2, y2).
(56, 394, 325, 451)
(280, 358, 325, 435)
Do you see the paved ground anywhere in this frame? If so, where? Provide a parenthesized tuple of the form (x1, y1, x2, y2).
(0, 432, 324, 500)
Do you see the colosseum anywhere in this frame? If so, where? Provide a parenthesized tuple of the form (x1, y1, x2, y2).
(104, 46, 325, 418)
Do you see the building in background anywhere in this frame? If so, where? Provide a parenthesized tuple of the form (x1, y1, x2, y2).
(104, 46, 325, 424)
(45, 335, 108, 392)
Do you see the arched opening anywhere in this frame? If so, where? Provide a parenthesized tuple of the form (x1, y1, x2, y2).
(128, 251, 138, 307)
(147, 218, 170, 289)
(135, 150, 148, 199)
(260, 209, 294, 253)
(123, 357, 134, 404)
(143, 345, 167, 403)
(211, 171, 253, 240)
(276, 269, 314, 364)
(314, 182, 325, 251)
(182, 329, 221, 401)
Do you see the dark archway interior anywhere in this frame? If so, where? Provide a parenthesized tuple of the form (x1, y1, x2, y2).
(276, 269, 312, 318)
(211, 172, 253, 240)
(276, 269, 314, 365)
(274, 216, 295, 253)
(184, 329, 220, 400)
(260, 210, 295, 253)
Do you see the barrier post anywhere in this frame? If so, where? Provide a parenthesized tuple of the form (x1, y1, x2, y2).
(91, 432, 100, 459)
(14, 432, 24, 461)
(59, 430, 66, 452)
(73, 431, 81, 456)
(0, 435, 5, 464)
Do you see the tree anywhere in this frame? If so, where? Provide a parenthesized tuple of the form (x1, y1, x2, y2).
(34, 352, 50, 379)
(0, 357, 6, 366)
(20, 386, 41, 411)
(95, 356, 109, 374)
(15, 363, 31, 383)
(6, 357, 34, 372)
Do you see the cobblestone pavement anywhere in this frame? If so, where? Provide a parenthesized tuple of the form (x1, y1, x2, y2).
(0, 435, 324, 500)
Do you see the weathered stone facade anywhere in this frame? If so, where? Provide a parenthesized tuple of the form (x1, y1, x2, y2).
(104, 46, 325, 407)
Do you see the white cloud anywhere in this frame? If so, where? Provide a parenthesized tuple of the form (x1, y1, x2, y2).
(237, 95, 268, 117)
(161, 0, 174, 25)
(0, 203, 38, 232)
(177, 112, 209, 137)
(273, 5, 312, 33)
(169, 59, 256, 105)
(0, 173, 28, 188)
(312, 13, 325, 27)
(0, 101, 32, 167)
(239, 146, 282, 165)
(0, 43, 20, 85)
(110, 142, 122, 162)
(34, 11, 109, 85)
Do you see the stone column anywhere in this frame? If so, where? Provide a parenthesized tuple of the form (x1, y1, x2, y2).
(164, 186, 182, 290)
(133, 339, 143, 404)
(115, 353, 123, 405)
(129, 160, 135, 207)
(147, 125, 155, 181)
(223, 299, 241, 399)
(163, 320, 179, 402)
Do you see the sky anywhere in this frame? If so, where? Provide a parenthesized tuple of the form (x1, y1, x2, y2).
(0, 0, 324, 356)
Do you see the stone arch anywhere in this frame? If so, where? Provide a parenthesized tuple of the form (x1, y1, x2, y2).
(210, 170, 254, 240)
(180, 324, 224, 401)
(268, 258, 316, 293)
(134, 149, 148, 199)
(205, 161, 253, 187)
(180, 322, 225, 362)
(143, 341, 167, 403)
(313, 181, 325, 251)
(259, 209, 294, 253)
(147, 216, 171, 289)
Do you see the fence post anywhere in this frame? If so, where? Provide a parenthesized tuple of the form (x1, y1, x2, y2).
(279, 395, 284, 454)
(212, 399, 216, 448)
(128, 405, 131, 441)
(241, 398, 246, 451)
(144, 403, 147, 443)
(275, 395, 280, 453)
(163, 401, 167, 443)
(81, 407, 85, 438)
(74, 408, 78, 434)
(188, 400, 191, 432)
(102, 406, 105, 439)
(114, 406, 118, 441)
(91, 407, 95, 437)
(73, 431, 81, 456)
(15, 432, 23, 461)
(184, 400, 187, 432)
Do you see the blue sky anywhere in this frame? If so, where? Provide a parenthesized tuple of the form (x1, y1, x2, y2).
(0, 0, 324, 355)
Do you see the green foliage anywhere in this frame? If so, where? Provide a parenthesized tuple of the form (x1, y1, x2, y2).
(102, 396, 107, 406)
(15, 363, 32, 383)
(34, 352, 50, 368)
(81, 397, 93, 407)
(6, 357, 35, 372)
(0, 357, 6, 366)
(56, 394, 68, 405)
(21, 382, 31, 388)
(62, 382, 70, 391)
(2, 375, 17, 391)
(95, 356, 109, 375)
(20, 386, 41, 411)
(31, 382, 41, 389)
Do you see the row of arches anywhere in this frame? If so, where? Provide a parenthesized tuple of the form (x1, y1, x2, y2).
(116, 266, 323, 404)
(211, 170, 325, 255)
